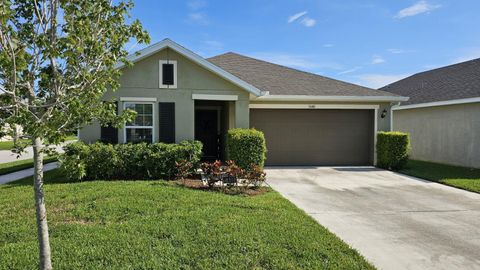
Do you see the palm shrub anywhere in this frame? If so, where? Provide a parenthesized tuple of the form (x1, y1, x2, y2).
(376, 132, 410, 170)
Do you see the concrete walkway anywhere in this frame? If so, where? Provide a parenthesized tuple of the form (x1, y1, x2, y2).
(0, 144, 67, 164)
(0, 162, 59, 185)
(266, 166, 480, 270)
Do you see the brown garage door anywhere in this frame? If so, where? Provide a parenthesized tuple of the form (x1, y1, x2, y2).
(250, 109, 374, 166)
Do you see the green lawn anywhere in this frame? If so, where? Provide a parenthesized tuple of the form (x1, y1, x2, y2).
(400, 160, 480, 193)
(0, 170, 373, 270)
(0, 157, 57, 176)
(0, 135, 77, 150)
(0, 139, 31, 150)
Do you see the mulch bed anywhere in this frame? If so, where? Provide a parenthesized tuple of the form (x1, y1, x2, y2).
(173, 179, 269, 196)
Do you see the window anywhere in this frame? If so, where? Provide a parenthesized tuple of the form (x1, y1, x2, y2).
(159, 60, 177, 88)
(124, 102, 154, 143)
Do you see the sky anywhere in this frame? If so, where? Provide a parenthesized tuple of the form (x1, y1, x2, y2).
(126, 0, 480, 89)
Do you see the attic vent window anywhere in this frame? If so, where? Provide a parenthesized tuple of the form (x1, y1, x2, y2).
(159, 60, 177, 89)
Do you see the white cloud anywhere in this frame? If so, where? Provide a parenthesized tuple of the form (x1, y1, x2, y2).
(338, 66, 362, 75)
(188, 0, 207, 10)
(323, 44, 334, 48)
(356, 74, 409, 89)
(288, 11, 307, 23)
(301, 17, 316, 27)
(371, 55, 385, 64)
(387, 48, 405, 54)
(248, 52, 343, 70)
(288, 11, 316, 27)
(394, 1, 441, 19)
(189, 12, 209, 25)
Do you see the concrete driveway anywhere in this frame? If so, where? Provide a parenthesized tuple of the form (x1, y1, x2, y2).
(266, 167, 480, 270)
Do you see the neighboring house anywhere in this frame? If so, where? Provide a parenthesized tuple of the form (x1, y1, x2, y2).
(79, 39, 407, 166)
(382, 58, 480, 168)
(0, 124, 22, 142)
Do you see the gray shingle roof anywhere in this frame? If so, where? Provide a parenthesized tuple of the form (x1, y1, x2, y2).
(381, 58, 480, 105)
(207, 52, 400, 97)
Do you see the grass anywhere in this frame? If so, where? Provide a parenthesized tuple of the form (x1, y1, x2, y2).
(400, 159, 480, 193)
(0, 156, 57, 176)
(0, 170, 374, 270)
(0, 138, 31, 151)
(0, 135, 77, 150)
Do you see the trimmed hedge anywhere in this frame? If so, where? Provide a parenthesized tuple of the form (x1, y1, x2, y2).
(60, 141, 202, 181)
(226, 128, 266, 170)
(376, 132, 410, 171)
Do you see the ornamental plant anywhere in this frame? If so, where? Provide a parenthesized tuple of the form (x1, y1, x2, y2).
(376, 131, 410, 171)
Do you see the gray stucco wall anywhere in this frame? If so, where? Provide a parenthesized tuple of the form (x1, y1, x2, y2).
(79, 48, 250, 143)
(393, 102, 480, 168)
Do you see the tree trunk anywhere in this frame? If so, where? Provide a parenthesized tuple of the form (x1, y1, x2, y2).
(32, 137, 53, 270)
(12, 125, 18, 145)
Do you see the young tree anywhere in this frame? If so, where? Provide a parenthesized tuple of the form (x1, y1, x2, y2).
(0, 1, 149, 269)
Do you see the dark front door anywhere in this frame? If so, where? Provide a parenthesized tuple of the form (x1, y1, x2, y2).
(195, 110, 220, 161)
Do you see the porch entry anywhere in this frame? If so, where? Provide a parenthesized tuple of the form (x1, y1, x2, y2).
(194, 100, 229, 161)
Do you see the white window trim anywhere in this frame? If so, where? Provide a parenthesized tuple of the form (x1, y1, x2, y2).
(159, 60, 177, 89)
(123, 101, 155, 143)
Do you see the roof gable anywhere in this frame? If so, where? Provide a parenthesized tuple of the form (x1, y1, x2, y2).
(117, 39, 406, 102)
(116, 39, 263, 96)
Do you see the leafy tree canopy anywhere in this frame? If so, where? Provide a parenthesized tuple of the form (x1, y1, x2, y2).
(0, 0, 149, 149)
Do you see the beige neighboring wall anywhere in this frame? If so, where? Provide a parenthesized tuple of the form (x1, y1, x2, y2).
(393, 102, 480, 168)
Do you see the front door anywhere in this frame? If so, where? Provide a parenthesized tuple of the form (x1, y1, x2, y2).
(195, 109, 220, 161)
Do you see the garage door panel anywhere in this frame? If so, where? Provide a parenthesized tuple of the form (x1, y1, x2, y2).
(250, 109, 374, 166)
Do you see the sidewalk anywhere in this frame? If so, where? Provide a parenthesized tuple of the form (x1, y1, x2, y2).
(0, 144, 66, 164)
(0, 162, 59, 185)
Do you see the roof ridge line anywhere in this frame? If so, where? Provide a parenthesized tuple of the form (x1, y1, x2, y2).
(209, 52, 399, 95)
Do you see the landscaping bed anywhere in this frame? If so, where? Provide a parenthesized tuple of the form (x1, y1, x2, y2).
(400, 160, 480, 193)
(0, 170, 374, 269)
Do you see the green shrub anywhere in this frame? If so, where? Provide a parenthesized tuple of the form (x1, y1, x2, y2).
(59, 142, 89, 181)
(226, 128, 266, 170)
(60, 140, 202, 181)
(376, 132, 410, 171)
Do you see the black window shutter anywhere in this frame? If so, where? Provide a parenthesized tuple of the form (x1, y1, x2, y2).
(158, 102, 175, 143)
(100, 101, 118, 144)
(162, 63, 174, 85)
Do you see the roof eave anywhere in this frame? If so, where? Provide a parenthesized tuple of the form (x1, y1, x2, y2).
(115, 39, 263, 97)
(392, 96, 480, 110)
(252, 95, 409, 102)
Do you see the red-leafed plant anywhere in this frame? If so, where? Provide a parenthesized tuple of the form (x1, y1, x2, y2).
(175, 159, 194, 184)
(244, 164, 267, 188)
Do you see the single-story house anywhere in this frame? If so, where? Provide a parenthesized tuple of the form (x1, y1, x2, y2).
(79, 39, 407, 166)
(382, 58, 480, 168)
